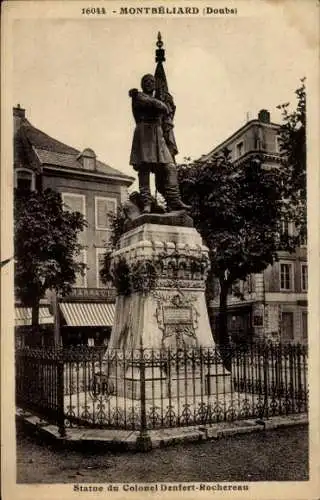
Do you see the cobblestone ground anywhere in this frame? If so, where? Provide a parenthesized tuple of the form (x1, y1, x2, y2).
(16, 424, 308, 483)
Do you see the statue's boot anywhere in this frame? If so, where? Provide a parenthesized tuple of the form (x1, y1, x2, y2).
(138, 169, 152, 213)
(142, 204, 151, 214)
(164, 164, 191, 212)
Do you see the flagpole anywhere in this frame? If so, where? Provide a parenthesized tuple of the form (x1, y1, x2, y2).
(154, 33, 178, 162)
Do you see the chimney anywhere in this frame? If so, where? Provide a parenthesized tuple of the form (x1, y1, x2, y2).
(77, 148, 96, 170)
(258, 109, 270, 124)
(13, 104, 26, 133)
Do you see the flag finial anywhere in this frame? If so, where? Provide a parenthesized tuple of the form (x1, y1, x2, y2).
(157, 32, 163, 47)
(155, 32, 165, 63)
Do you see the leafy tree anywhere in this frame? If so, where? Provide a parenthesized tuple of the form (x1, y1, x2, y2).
(100, 193, 165, 286)
(178, 148, 297, 366)
(99, 204, 127, 287)
(14, 188, 87, 329)
(277, 78, 306, 242)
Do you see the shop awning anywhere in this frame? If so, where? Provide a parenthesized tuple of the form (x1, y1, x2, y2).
(60, 302, 115, 327)
(15, 307, 54, 326)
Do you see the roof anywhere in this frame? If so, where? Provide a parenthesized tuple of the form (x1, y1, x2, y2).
(201, 118, 280, 162)
(15, 117, 134, 184)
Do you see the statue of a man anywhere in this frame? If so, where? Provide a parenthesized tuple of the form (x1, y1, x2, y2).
(129, 74, 190, 214)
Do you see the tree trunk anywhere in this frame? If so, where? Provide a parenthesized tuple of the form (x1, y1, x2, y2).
(31, 301, 40, 327)
(31, 301, 40, 345)
(218, 280, 232, 371)
(205, 266, 216, 339)
(218, 280, 229, 344)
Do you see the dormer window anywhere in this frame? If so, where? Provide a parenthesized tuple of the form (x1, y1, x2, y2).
(77, 148, 96, 171)
(15, 168, 35, 192)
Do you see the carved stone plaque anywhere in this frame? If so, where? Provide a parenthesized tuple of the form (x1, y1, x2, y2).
(163, 306, 192, 324)
(154, 292, 199, 348)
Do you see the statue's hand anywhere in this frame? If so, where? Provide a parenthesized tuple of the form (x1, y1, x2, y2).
(163, 91, 173, 103)
(129, 88, 139, 98)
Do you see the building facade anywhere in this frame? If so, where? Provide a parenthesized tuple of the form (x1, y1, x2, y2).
(14, 105, 134, 346)
(205, 110, 307, 344)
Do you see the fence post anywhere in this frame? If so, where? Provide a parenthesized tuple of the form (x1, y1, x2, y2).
(263, 342, 269, 419)
(57, 348, 66, 438)
(296, 343, 302, 412)
(136, 346, 152, 452)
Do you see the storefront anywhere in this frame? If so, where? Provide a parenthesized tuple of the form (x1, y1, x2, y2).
(59, 301, 115, 346)
(209, 302, 254, 345)
(15, 305, 54, 346)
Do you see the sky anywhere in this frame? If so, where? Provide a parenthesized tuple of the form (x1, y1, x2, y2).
(11, 5, 317, 191)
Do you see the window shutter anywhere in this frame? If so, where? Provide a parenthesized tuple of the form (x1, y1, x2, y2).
(96, 198, 116, 229)
(97, 249, 112, 288)
(63, 195, 84, 215)
(98, 252, 105, 288)
(74, 250, 86, 288)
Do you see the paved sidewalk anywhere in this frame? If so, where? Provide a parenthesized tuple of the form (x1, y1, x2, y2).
(16, 408, 308, 451)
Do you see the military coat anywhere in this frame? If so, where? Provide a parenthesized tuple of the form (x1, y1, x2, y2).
(129, 91, 174, 169)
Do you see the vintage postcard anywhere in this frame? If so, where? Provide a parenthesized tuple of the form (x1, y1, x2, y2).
(1, 1, 319, 499)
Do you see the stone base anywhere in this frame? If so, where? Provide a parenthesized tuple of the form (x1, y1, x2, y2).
(107, 221, 231, 397)
(109, 365, 231, 400)
(108, 222, 215, 350)
(124, 210, 194, 232)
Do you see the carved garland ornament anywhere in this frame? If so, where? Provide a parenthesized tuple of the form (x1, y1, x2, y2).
(110, 249, 210, 296)
(153, 291, 200, 349)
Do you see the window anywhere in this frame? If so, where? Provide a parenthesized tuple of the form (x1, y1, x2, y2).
(281, 312, 294, 341)
(302, 312, 308, 340)
(280, 219, 290, 237)
(280, 219, 295, 238)
(15, 168, 35, 191)
(280, 262, 293, 291)
(236, 141, 244, 159)
(96, 248, 111, 288)
(95, 197, 117, 230)
(62, 193, 86, 217)
(301, 264, 308, 291)
(245, 275, 254, 294)
(300, 232, 307, 246)
(275, 135, 282, 154)
(212, 279, 220, 299)
(74, 249, 87, 288)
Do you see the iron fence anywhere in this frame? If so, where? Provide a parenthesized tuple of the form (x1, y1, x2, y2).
(15, 346, 65, 435)
(16, 342, 308, 437)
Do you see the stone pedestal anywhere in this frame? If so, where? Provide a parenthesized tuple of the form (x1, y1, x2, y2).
(107, 215, 230, 399)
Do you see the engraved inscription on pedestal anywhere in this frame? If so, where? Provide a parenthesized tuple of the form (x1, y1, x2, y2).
(163, 306, 192, 323)
(154, 292, 199, 349)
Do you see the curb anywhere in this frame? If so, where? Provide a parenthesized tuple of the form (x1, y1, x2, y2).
(16, 409, 308, 451)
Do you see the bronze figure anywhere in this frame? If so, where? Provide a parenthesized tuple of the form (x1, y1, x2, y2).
(129, 74, 190, 213)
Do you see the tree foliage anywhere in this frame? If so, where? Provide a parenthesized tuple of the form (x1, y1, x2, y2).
(14, 188, 87, 326)
(277, 78, 306, 242)
(177, 81, 306, 360)
(100, 193, 165, 286)
(178, 147, 297, 359)
(97, 82, 306, 365)
(99, 205, 127, 286)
